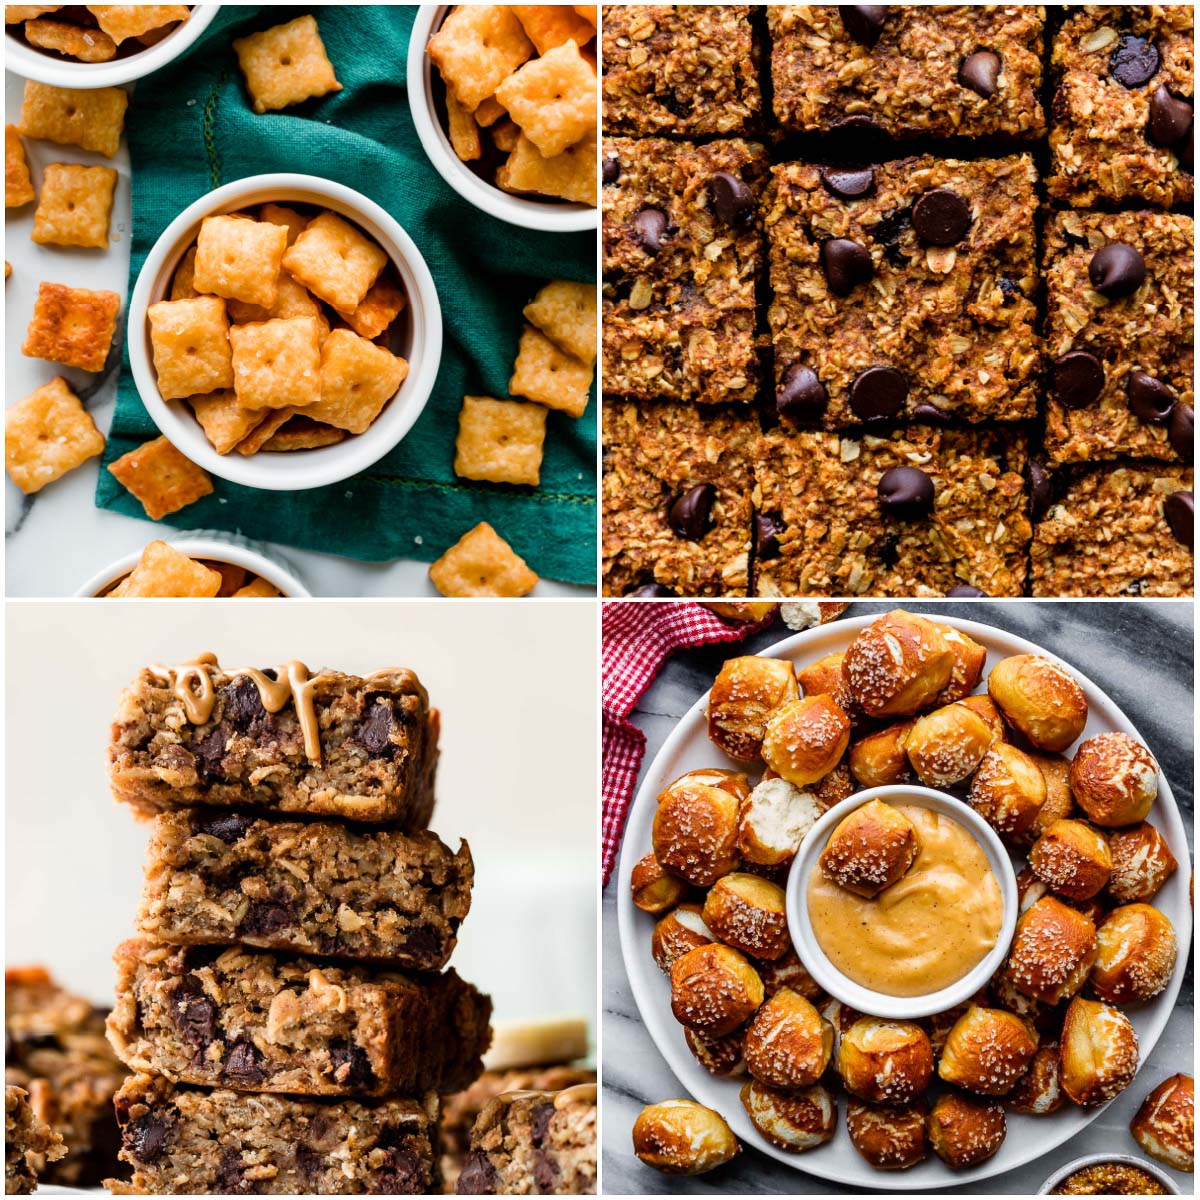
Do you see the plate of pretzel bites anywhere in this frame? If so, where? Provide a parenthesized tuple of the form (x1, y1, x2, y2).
(617, 609, 1192, 1188)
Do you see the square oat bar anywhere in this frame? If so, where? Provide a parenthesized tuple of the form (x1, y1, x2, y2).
(765, 155, 1039, 429)
(602, 136, 768, 405)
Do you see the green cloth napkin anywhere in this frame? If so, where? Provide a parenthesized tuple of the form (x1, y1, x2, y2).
(94, 4, 596, 586)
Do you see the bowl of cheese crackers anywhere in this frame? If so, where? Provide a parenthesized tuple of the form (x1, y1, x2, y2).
(408, 4, 598, 232)
(4, 4, 219, 89)
(127, 172, 442, 491)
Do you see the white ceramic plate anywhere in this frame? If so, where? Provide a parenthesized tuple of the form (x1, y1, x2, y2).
(615, 613, 1192, 1191)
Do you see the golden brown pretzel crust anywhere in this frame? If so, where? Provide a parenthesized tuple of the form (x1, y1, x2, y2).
(1005, 895, 1097, 1005)
(847, 1099, 929, 1169)
(1090, 904, 1177, 1004)
(1060, 996, 1139, 1106)
(819, 798, 918, 899)
(707, 655, 799, 762)
(1130, 1073, 1194, 1172)
(987, 654, 1088, 752)
(761, 695, 851, 787)
(843, 611, 955, 718)
(1070, 732, 1159, 827)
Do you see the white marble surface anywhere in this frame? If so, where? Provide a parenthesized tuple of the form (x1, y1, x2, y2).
(4, 71, 590, 597)
(602, 600, 1195, 1196)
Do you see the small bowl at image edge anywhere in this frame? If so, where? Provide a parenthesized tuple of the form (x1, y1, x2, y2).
(76, 535, 310, 598)
(406, 4, 597, 233)
(787, 783, 1019, 1021)
(127, 173, 443, 491)
(1038, 1153, 1181, 1195)
(4, 5, 220, 89)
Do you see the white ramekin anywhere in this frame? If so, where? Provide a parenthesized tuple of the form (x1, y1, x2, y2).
(76, 534, 310, 598)
(787, 784, 1019, 1020)
(127, 173, 442, 491)
(4, 4, 219, 89)
(406, 4, 597, 233)
(1038, 1153, 1181, 1195)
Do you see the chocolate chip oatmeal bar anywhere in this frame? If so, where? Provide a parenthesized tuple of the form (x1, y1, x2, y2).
(768, 5, 1046, 138)
(137, 811, 473, 969)
(1044, 209, 1194, 465)
(109, 659, 438, 827)
(5, 966, 126, 1188)
(602, 136, 768, 405)
(1047, 6, 1193, 208)
(5, 1086, 64, 1196)
(107, 940, 492, 1098)
(1031, 463, 1193, 596)
(766, 154, 1040, 429)
(603, 400, 756, 596)
(112, 1074, 439, 1195)
(456, 1084, 597, 1195)
(602, 5, 761, 137)
(754, 425, 1032, 597)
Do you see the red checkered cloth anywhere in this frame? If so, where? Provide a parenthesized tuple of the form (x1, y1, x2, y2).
(601, 602, 777, 885)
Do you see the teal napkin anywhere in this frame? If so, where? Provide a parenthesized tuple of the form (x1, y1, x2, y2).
(94, 5, 596, 585)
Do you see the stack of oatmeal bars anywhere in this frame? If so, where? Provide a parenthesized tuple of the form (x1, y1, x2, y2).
(102, 657, 491, 1194)
(601, 5, 1194, 598)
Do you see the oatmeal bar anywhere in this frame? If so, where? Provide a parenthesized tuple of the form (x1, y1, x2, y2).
(1044, 210, 1194, 465)
(5, 1086, 64, 1196)
(137, 810, 473, 969)
(602, 5, 761, 136)
(107, 940, 492, 1098)
(5, 966, 126, 1188)
(112, 1074, 439, 1195)
(1047, 6, 1193, 208)
(754, 426, 1032, 597)
(603, 400, 756, 597)
(768, 5, 1046, 138)
(108, 659, 439, 827)
(765, 154, 1040, 428)
(456, 1084, 597, 1195)
(602, 136, 768, 405)
(1031, 464, 1193, 597)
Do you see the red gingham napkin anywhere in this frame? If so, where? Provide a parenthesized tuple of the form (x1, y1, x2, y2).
(601, 602, 777, 885)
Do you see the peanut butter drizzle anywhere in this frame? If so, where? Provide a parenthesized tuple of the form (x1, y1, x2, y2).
(151, 655, 323, 764)
(495, 1084, 597, 1110)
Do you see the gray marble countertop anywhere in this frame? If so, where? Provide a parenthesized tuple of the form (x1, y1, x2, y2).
(602, 600, 1194, 1196)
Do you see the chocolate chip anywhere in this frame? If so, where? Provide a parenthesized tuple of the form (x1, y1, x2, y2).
(877, 466, 935, 518)
(948, 584, 986, 597)
(841, 5, 888, 47)
(1110, 35, 1160, 88)
(456, 1151, 499, 1195)
(849, 366, 907, 421)
(777, 363, 829, 425)
(820, 237, 874, 295)
(602, 155, 619, 185)
(870, 206, 911, 265)
(533, 1151, 561, 1194)
(1127, 371, 1177, 424)
(192, 726, 230, 780)
(632, 207, 667, 254)
(240, 895, 296, 937)
(295, 1147, 324, 1182)
(401, 924, 442, 960)
(1088, 243, 1146, 299)
(217, 1147, 252, 1195)
(125, 1112, 175, 1164)
(191, 811, 252, 843)
(328, 1039, 374, 1090)
(667, 483, 715, 539)
(531, 1101, 556, 1147)
(754, 512, 785, 561)
(820, 165, 875, 200)
(1164, 491, 1193, 549)
(222, 1040, 265, 1086)
(709, 172, 754, 227)
(879, 532, 899, 568)
(1029, 459, 1052, 521)
(222, 677, 268, 730)
(355, 701, 396, 756)
(958, 50, 1001, 97)
(998, 277, 1023, 305)
(1052, 351, 1106, 409)
(912, 188, 971, 246)
(1169, 403, 1194, 462)
(830, 114, 885, 135)
(1148, 85, 1193, 149)
(911, 402, 951, 425)
(169, 976, 217, 1050)
(628, 583, 675, 597)
(374, 1147, 422, 1195)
